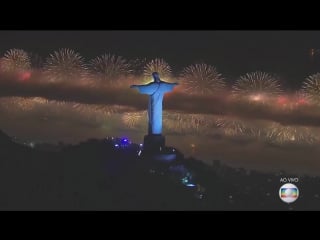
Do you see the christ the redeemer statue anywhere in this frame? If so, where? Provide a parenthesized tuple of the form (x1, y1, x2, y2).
(130, 72, 178, 151)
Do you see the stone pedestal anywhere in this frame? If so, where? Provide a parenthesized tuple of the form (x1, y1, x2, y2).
(143, 134, 165, 152)
(142, 134, 177, 163)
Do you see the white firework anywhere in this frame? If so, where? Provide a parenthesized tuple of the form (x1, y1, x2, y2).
(1, 49, 31, 73)
(179, 63, 225, 95)
(72, 103, 125, 117)
(266, 123, 319, 145)
(89, 54, 132, 85)
(232, 71, 282, 102)
(121, 111, 146, 128)
(0, 97, 48, 112)
(44, 48, 88, 83)
(143, 58, 172, 82)
(302, 73, 320, 105)
(216, 117, 248, 137)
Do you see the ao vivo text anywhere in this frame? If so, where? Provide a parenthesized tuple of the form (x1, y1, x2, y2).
(280, 177, 299, 183)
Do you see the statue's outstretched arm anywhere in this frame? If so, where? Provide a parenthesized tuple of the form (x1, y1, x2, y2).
(130, 84, 154, 94)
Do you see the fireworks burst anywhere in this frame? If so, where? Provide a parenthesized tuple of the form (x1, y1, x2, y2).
(188, 114, 208, 131)
(72, 103, 125, 117)
(89, 54, 132, 85)
(216, 117, 248, 137)
(179, 63, 225, 95)
(266, 123, 319, 145)
(49, 99, 68, 107)
(249, 128, 265, 139)
(30, 97, 49, 104)
(163, 112, 186, 133)
(121, 111, 146, 128)
(232, 71, 282, 102)
(143, 58, 172, 82)
(163, 112, 212, 134)
(302, 73, 320, 105)
(44, 48, 87, 83)
(0, 97, 33, 111)
(0, 97, 49, 112)
(1, 49, 31, 73)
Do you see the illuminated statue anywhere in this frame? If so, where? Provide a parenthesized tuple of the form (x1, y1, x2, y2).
(131, 72, 178, 151)
(131, 72, 178, 134)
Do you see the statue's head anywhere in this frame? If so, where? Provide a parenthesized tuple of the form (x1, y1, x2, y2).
(152, 72, 161, 83)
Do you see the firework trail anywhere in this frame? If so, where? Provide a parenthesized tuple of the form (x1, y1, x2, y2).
(179, 63, 225, 95)
(0, 49, 31, 73)
(43, 48, 87, 83)
(232, 71, 282, 103)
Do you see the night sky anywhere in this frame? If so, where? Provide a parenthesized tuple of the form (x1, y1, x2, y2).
(2, 30, 320, 175)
